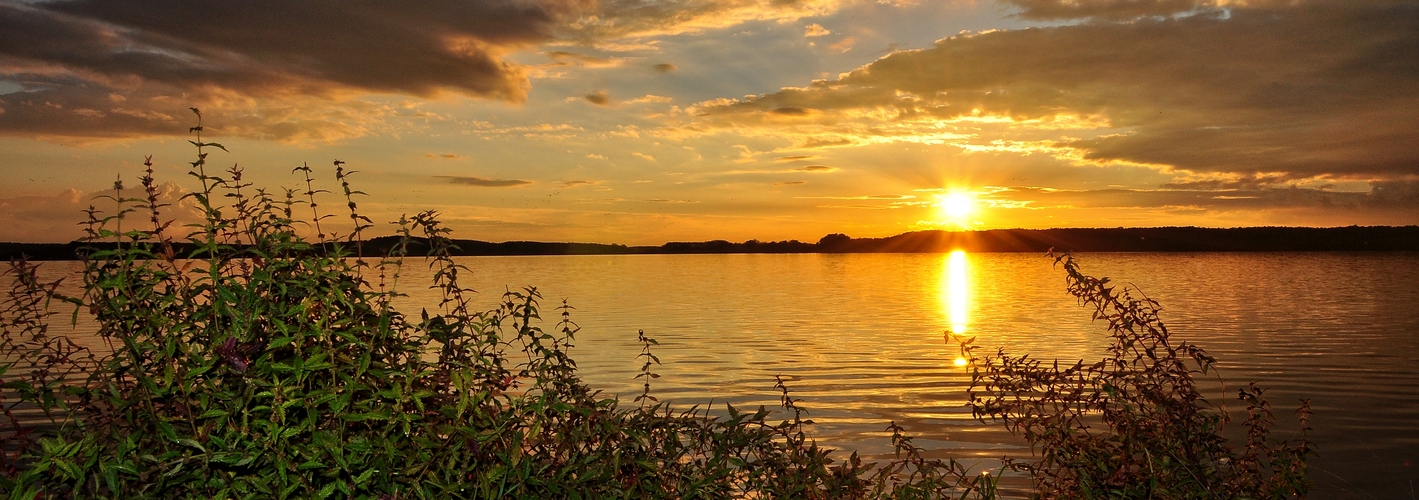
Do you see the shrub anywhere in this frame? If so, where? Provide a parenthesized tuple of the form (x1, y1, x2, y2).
(955, 252, 1314, 498)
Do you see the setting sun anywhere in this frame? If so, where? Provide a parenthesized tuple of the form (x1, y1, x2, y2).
(935, 192, 977, 224)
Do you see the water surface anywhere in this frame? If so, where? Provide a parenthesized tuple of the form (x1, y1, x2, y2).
(26, 252, 1419, 497)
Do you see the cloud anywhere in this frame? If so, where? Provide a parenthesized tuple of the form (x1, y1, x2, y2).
(584, 90, 610, 105)
(560, 179, 600, 187)
(0, 183, 201, 242)
(799, 194, 915, 200)
(425, 153, 464, 159)
(438, 176, 533, 187)
(466, 122, 584, 140)
(629, 94, 674, 104)
(1, 0, 565, 96)
(774, 155, 819, 161)
(1001, 0, 1298, 21)
(711, 164, 837, 175)
(0, 0, 587, 138)
(977, 181, 1419, 211)
(545, 51, 625, 68)
(797, 137, 855, 149)
(562, 0, 847, 41)
(816, 204, 900, 210)
(686, 3, 1419, 183)
(827, 36, 856, 53)
(0, 0, 877, 139)
(805, 23, 831, 37)
(633, 152, 656, 161)
(774, 180, 806, 186)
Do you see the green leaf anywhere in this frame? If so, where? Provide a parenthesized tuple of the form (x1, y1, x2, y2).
(175, 438, 207, 453)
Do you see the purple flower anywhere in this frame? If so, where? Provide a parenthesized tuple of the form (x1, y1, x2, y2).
(215, 336, 258, 373)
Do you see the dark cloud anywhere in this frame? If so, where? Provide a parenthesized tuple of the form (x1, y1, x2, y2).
(560, 180, 597, 187)
(769, 106, 810, 116)
(989, 181, 1419, 211)
(438, 176, 533, 187)
(797, 136, 854, 149)
(584, 91, 610, 105)
(0, 0, 862, 139)
(774, 155, 818, 161)
(797, 165, 835, 172)
(0, 0, 586, 137)
(694, 3, 1419, 182)
(774, 180, 806, 186)
(545, 51, 622, 68)
(1367, 179, 1419, 207)
(0, 82, 408, 141)
(999, 0, 1376, 21)
(425, 153, 464, 159)
(1003, 0, 1219, 20)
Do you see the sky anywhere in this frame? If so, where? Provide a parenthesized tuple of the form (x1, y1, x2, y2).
(1, 0, 1417, 244)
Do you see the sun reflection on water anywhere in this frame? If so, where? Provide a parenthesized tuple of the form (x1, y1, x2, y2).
(943, 250, 970, 366)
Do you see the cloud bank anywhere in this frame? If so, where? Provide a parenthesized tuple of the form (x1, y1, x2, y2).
(688, 2, 1419, 184)
(0, 0, 876, 139)
(0, 0, 581, 138)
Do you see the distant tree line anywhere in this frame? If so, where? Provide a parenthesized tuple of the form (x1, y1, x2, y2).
(3, 226, 1417, 261)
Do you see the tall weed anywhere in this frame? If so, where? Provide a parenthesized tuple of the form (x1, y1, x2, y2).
(953, 252, 1313, 498)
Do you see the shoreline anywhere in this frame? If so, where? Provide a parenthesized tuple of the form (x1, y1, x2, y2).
(4, 225, 1418, 261)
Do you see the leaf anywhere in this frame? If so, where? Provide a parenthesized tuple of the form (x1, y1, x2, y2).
(314, 481, 338, 499)
(175, 438, 208, 454)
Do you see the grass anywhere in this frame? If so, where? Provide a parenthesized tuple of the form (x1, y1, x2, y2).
(0, 109, 1311, 499)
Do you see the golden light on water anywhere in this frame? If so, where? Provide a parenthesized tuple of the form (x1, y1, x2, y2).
(943, 250, 971, 367)
(947, 250, 969, 332)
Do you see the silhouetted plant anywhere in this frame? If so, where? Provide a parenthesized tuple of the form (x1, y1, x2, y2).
(953, 251, 1313, 498)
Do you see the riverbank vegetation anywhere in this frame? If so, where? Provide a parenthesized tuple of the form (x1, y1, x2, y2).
(2, 112, 1312, 498)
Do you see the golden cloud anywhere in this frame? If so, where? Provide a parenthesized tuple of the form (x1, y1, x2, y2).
(680, 3, 1419, 183)
(438, 176, 534, 187)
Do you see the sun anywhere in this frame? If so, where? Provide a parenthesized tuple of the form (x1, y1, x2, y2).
(934, 191, 977, 224)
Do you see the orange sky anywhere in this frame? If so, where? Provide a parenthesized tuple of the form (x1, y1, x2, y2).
(1, 0, 1417, 244)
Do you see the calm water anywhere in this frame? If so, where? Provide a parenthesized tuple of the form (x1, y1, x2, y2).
(24, 252, 1419, 497)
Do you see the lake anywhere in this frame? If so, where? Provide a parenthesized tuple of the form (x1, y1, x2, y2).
(21, 252, 1419, 497)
